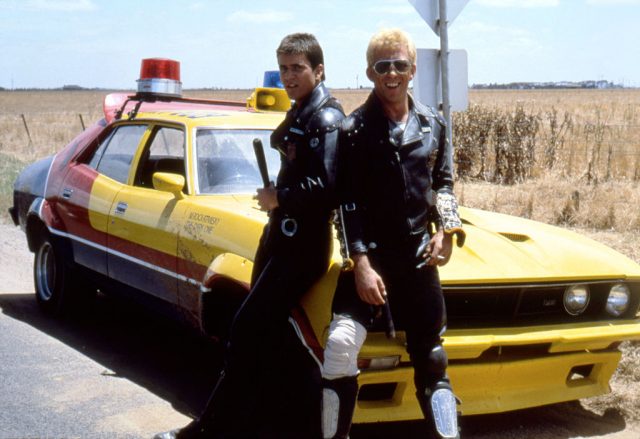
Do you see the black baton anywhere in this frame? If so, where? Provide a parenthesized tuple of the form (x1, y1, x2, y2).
(252, 138, 270, 187)
(382, 299, 396, 339)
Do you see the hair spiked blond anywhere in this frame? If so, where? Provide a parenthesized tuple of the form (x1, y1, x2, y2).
(366, 28, 416, 67)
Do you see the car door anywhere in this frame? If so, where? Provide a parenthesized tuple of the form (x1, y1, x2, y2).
(56, 123, 148, 275)
(107, 125, 188, 305)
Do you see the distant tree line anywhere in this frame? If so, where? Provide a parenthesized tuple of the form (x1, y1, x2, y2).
(471, 80, 624, 90)
(2, 86, 114, 91)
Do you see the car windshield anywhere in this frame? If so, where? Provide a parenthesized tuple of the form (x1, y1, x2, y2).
(195, 129, 280, 194)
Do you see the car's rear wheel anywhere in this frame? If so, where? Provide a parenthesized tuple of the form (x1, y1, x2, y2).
(34, 233, 89, 316)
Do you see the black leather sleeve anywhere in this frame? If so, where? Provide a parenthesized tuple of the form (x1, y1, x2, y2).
(276, 106, 344, 216)
(335, 113, 368, 256)
(428, 109, 465, 246)
(430, 110, 455, 194)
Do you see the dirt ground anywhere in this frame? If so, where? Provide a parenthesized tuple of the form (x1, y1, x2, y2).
(1, 221, 639, 438)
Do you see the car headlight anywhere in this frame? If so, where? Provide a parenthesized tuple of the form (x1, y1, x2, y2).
(605, 284, 630, 317)
(563, 284, 590, 315)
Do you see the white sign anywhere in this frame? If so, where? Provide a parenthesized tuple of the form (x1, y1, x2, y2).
(413, 48, 468, 112)
(408, 0, 469, 35)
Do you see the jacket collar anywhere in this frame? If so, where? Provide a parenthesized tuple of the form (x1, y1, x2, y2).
(363, 92, 432, 147)
(270, 82, 330, 152)
(290, 82, 331, 126)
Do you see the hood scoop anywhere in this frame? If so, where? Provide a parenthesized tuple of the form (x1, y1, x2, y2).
(499, 232, 531, 242)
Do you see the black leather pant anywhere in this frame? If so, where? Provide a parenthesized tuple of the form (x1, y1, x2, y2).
(197, 221, 331, 438)
(332, 234, 448, 395)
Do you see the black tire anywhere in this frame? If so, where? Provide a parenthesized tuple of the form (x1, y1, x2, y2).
(202, 285, 246, 342)
(33, 233, 88, 316)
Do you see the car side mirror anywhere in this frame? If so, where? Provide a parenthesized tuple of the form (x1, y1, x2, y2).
(152, 172, 185, 199)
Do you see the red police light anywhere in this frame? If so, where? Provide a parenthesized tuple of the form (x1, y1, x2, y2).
(137, 58, 182, 98)
(140, 58, 180, 81)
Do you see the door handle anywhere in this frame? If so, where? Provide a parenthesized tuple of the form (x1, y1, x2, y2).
(62, 188, 74, 199)
(115, 201, 128, 215)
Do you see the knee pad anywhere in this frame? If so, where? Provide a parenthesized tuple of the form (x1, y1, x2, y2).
(413, 342, 449, 393)
(322, 376, 359, 439)
(323, 314, 367, 379)
(427, 344, 448, 375)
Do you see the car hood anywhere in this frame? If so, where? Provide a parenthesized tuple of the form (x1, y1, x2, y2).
(444, 207, 640, 284)
(228, 196, 640, 284)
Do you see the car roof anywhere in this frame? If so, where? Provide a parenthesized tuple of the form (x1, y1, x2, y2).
(104, 92, 287, 128)
(130, 109, 285, 129)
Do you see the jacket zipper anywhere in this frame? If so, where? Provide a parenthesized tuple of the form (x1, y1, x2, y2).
(394, 149, 415, 231)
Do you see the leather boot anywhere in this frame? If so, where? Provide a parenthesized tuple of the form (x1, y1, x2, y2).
(416, 381, 460, 439)
(321, 376, 359, 439)
(153, 372, 227, 439)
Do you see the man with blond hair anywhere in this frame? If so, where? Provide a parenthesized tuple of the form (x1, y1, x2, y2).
(321, 28, 465, 439)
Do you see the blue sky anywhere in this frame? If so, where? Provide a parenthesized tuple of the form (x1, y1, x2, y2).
(1, 0, 639, 89)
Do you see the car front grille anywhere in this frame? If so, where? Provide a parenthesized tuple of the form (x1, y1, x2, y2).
(442, 281, 640, 329)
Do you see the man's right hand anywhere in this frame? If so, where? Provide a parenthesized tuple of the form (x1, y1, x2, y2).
(353, 254, 387, 305)
(256, 183, 278, 211)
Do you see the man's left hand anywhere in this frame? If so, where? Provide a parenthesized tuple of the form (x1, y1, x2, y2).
(423, 229, 453, 266)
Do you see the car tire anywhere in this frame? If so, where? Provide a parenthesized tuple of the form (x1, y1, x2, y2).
(33, 233, 89, 316)
(202, 286, 246, 342)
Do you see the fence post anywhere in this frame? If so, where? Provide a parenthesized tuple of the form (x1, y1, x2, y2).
(79, 113, 85, 130)
(21, 114, 33, 145)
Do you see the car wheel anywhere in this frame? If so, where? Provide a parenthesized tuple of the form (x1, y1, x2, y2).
(33, 233, 87, 316)
(202, 286, 246, 342)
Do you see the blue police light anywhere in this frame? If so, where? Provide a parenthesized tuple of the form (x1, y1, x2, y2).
(263, 71, 283, 88)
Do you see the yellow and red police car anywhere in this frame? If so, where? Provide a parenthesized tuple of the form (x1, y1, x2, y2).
(9, 58, 640, 423)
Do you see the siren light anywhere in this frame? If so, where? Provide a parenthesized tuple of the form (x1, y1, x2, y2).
(136, 58, 182, 98)
(263, 70, 283, 88)
(247, 87, 291, 112)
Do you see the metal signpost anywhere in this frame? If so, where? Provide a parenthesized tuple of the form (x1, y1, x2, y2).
(413, 49, 468, 115)
(409, 0, 469, 146)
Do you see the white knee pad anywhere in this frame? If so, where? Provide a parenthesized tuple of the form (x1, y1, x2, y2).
(323, 314, 367, 379)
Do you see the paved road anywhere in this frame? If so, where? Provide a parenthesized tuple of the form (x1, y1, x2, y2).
(0, 289, 207, 438)
(2, 289, 637, 439)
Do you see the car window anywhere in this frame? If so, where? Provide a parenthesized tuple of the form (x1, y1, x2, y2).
(195, 129, 279, 194)
(134, 126, 185, 189)
(87, 124, 148, 184)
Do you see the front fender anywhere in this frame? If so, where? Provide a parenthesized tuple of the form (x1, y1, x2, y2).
(198, 252, 252, 338)
(200, 253, 341, 346)
(203, 252, 253, 290)
(299, 261, 342, 347)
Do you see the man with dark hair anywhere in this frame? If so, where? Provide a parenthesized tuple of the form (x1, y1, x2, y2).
(277, 32, 326, 82)
(155, 32, 344, 439)
(321, 28, 465, 439)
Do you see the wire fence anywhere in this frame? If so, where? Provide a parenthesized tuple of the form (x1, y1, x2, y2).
(452, 104, 640, 184)
(2, 104, 640, 184)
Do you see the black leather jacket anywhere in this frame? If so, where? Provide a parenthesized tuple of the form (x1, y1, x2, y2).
(338, 92, 458, 255)
(269, 82, 344, 240)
